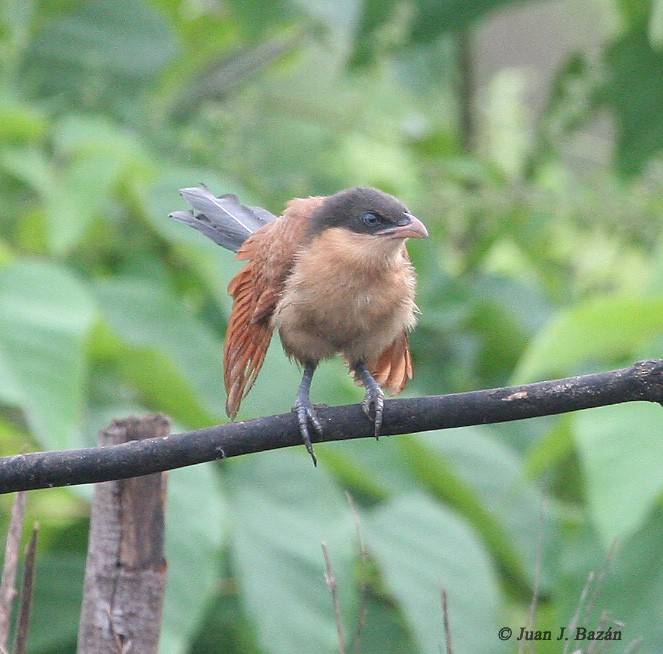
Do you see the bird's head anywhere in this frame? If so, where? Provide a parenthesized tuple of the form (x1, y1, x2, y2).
(309, 187, 428, 242)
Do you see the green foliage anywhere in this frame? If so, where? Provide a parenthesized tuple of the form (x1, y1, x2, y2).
(29, 553, 86, 651)
(366, 493, 504, 654)
(513, 296, 663, 383)
(0, 0, 662, 653)
(0, 260, 95, 449)
(576, 403, 663, 545)
(350, 0, 534, 66)
(162, 464, 226, 652)
(25, 0, 178, 114)
(604, 23, 663, 175)
(228, 454, 357, 654)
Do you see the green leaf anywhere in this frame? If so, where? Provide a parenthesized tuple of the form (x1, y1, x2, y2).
(366, 493, 505, 654)
(295, 0, 360, 36)
(0, 259, 96, 449)
(0, 99, 48, 144)
(513, 296, 663, 383)
(225, 0, 297, 38)
(351, 0, 537, 65)
(559, 509, 663, 653)
(317, 440, 401, 500)
(599, 507, 663, 652)
(348, 0, 400, 67)
(51, 118, 151, 252)
(604, 23, 663, 175)
(228, 452, 357, 654)
(53, 114, 148, 162)
(403, 430, 547, 593)
(616, 0, 656, 32)
(48, 116, 151, 252)
(29, 553, 86, 653)
(353, 597, 419, 653)
(94, 278, 223, 425)
(410, 0, 532, 43)
(483, 69, 531, 178)
(28, 0, 175, 83)
(0, 147, 72, 253)
(575, 403, 663, 544)
(188, 586, 263, 654)
(651, 0, 663, 48)
(161, 463, 226, 654)
(0, 143, 122, 254)
(526, 415, 575, 476)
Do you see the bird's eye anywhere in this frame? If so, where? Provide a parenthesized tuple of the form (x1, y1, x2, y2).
(362, 212, 380, 227)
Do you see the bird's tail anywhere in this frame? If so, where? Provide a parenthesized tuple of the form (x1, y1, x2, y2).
(169, 185, 277, 252)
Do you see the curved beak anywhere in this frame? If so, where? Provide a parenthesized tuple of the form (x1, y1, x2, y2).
(378, 212, 429, 240)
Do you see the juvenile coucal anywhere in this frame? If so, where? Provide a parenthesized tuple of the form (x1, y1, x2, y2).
(170, 186, 428, 464)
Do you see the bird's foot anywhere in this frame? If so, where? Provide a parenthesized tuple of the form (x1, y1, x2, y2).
(292, 397, 323, 466)
(362, 385, 385, 439)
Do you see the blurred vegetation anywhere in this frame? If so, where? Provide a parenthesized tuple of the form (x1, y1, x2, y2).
(0, 0, 662, 652)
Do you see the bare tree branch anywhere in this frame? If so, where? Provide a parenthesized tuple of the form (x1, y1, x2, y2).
(1, 359, 662, 495)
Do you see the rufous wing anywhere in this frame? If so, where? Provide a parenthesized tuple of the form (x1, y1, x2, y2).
(370, 331, 413, 395)
(223, 196, 324, 419)
(224, 262, 275, 419)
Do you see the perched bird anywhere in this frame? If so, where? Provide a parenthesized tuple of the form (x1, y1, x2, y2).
(170, 186, 428, 464)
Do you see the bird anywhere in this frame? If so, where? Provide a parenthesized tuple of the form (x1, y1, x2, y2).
(170, 185, 428, 464)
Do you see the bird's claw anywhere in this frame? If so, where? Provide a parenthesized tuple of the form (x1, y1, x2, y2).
(293, 399, 323, 466)
(362, 386, 385, 439)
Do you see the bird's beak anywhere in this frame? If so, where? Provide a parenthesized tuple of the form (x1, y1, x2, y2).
(378, 213, 429, 240)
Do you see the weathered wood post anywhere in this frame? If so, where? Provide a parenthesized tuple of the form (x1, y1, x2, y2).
(77, 415, 170, 653)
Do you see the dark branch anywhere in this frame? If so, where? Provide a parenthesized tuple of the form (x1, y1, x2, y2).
(1, 359, 663, 495)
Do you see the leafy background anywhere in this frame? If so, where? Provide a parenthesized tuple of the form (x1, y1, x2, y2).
(1, 0, 662, 652)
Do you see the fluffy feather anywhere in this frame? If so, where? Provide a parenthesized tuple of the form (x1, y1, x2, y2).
(169, 185, 277, 252)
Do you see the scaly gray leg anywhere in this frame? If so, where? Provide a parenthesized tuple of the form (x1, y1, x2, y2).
(354, 362, 385, 439)
(293, 361, 322, 465)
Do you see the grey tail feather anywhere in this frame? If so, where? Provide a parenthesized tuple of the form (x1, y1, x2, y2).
(169, 186, 278, 252)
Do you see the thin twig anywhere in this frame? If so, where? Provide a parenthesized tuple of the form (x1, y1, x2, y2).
(13, 523, 39, 654)
(564, 571, 595, 654)
(345, 492, 368, 654)
(440, 588, 454, 654)
(586, 610, 610, 654)
(520, 492, 546, 654)
(322, 542, 347, 654)
(562, 540, 642, 654)
(623, 636, 644, 653)
(584, 541, 618, 622)
(0, 491, 27, 650)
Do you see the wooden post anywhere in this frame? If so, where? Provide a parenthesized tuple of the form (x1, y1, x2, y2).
(77, 415, 170, 654)
(0, 491, 27, 650)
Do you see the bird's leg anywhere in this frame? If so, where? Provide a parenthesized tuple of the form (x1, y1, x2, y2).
(293, 361, 322, 466)
(354, 362, 385, 439)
